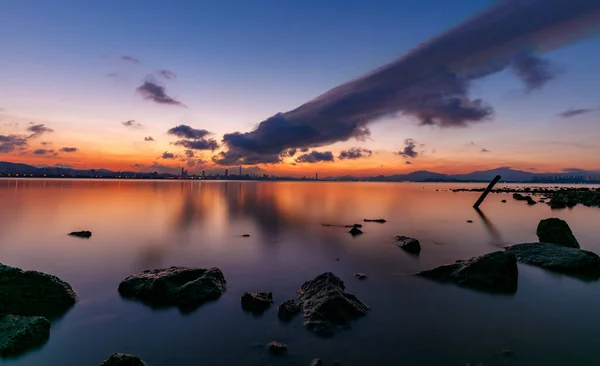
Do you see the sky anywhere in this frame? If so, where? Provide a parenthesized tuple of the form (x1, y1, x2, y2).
(1, 0, 600, 177)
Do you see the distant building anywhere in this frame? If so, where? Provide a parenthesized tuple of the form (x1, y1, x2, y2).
(225, 169, 228, 178)
(202, 170, 205, 178)
(180, 167, 188, 178)
(239, 165, 242, 176)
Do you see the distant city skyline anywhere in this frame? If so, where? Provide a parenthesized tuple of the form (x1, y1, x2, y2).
(1, 0, 600, 177)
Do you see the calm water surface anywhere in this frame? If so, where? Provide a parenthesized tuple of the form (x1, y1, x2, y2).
(1, 179, 600, 366)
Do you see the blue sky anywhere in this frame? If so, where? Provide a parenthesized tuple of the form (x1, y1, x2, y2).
(1, 0, 599, 175)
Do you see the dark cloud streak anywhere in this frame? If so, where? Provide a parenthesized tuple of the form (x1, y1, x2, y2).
(136, 81, 186, 107)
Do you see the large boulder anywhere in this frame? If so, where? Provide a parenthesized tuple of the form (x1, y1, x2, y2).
(506, 243, 600, 279)
(0, 263, 78, 318)
(536, 218, 579, 248)
(297, 272, 369, 336)
(416, 252, 518, 294)
(0, 315, 50, 357)
(100, 353, 147, 366)
(118, 267, 226, 311)
(241, 292, 273, 313)
(396, 236, 421, 254)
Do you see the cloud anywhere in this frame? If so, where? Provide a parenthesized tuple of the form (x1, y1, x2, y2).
(338, 147, 373, 160)
(40, 141, 51, 146)
(106, 72, 120, 78)
(136, 80, 186, 107)
(186, 158, 205, 168)
(157, 70, 177, 80)
(405, 161, 412, 165)
(184, 149, 194, 158)
(59, 147, 78, 153)
(174, 139, 218, 151)
(121, 56, 141, 64)
(167, 125, 211, 139)
(122, 120, 142, 128)
(33, 149, 57, 156)
(300, 147, 309, 153)
(161, 152, 176, 159)
(281, 148, 297, 157)
(27, 124, 53, 138)
(144, 136, 155, 141)
(397, 138, 419, 158)
(216, 0, 600, 163)
(0, 135, 28, 153)
(558, 108, 593, 118)
(212, 150, 281, 166)
(295, 150, 335, 163)
(481, 148, 491, 153)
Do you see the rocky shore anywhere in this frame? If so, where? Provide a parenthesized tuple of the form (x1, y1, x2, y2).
(451, 186, 600, 208)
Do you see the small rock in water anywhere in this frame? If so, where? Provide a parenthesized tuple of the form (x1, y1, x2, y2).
(0, 315, 50, 357)
(354, 273, 368, 280)
(348, 227, 363, 236)
(99, 352, 147, 366)
(311, 358, 323, 366)
(363, 218, 386, 223)
(68, 230, 92, 238)
(241, 234, 250, 237)
(396, 236, 421, 254)
(335, 258, 340, 261)
(536, 218, 579, 248)
(466, 220, 473, 223)
(267, 341, 288, 355)
(501, 199, 507, 203)
(277, 299, 301, 321)
(241, 292, 273, 313)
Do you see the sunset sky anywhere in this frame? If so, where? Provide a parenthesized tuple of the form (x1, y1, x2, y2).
(1, 0, 599, 177)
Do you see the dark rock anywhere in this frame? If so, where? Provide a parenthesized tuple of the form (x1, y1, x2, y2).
(277, 299, 300, 321)
(335, 258, 340, 262)
(526, 197, 537, 205)
(512, 193, 527, 200)
(501, 199, 507, 203)
(348, 227, 363, 236)
(297, 272, 369, 335)
(241, 292, 273, 313)
(0, 315, 50, 357)
(396, 236, 421, 254)
(100, 353, 147, 366)
(0, 263, 78, 318)
(505, 243, 600, 279)
(118, 267, 226, 311)
(267, 341, 287, 355)
(363, 218, 386, 223)
(68, 231, 91, 238)
(311, 358, 323, 366)
(343, 224, 362, 228)
(536, 218, 579, 248)
(466, 220, 473, 223)
(354, 273, 368, 280)
(416, 251, 518, 294)
(241, 234, 250, 237)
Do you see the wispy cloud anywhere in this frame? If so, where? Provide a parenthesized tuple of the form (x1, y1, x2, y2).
(33, 148, 57, 156)
(121, 56, 141, 64)
(481, 148, 491, 153)
(558, 108, 593, 118)
(59, 147, 78, 153)
(122, 120, 142, 128)
(295, 150, 335, 163)
(405, 161, 412, 165)
(338, 147, 373, 160)
(216, 0, 600, 165)
(0, 135, 28, 153)
(396, 139, 419, 158)
(157, 70, 177, 80)
(27, 124, 53, 138)
(161, 151, 176, 159)
(136, 80, 186, 107)
(144, 136, 155, 142)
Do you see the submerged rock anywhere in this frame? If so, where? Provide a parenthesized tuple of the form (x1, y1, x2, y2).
(513, 194, 536, 205)
(241, 292, 273, 313)
(241, 234, 250, 237)
(297, 272, 369, 336)
(68, 230, 92, 238)
(416, 252, 518, 294)
(0, 315, 50, 357)
(311, 358, 324, 366)
(501, 199, 507, 203)
(506, 243, 600, 279)
(396, 236, 421, 254)
(354, 273, 368, 280)
(348, 227, 363, 236)
(0, 263, 78, 318)
(364, 218, 386, 223)
(267, 341, 288, 355)
(118, 267, 226, 310)
(536, 218, 579, 248)
(100, 353, 147, 366)
(277, 299, 300, 321)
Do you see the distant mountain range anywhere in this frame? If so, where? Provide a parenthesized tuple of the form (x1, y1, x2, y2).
(1, 161, 599, 182)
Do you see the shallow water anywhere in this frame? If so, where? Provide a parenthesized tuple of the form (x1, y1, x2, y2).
(1, 179, 600, 366)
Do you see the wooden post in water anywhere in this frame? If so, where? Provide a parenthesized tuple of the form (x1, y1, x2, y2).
(473, 175, 502, 209)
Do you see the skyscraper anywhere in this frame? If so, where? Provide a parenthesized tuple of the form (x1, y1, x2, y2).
(239, 165, 242, 176)
(225, 169, 228, 178)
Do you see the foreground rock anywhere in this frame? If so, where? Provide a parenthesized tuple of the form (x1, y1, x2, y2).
(396, 236, 421, 254)
(416, 252, 518, 294)
(267, 341, 288, 355)
(364, 218, 386, 223)
(68, 230, 92, 238)
(297, 272, 369, 336)
(311, 358, 323, 366)
(348, 227, 363, 236)
(0, 315, 50, 357)
(277, 299, 300, 321)
(536, 218, 579, 248)
(118, 267, 226, 311)
(506, 243, 600, 279)
(0, 263, 78, 318)
(100, 353, 147, 366)
(241, 292, 273, 313)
